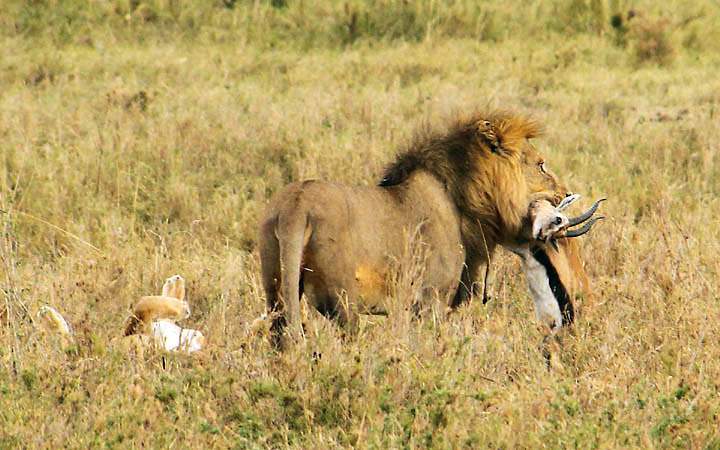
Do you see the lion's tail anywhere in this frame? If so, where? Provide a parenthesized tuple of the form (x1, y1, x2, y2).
(276, 208, 310, 342)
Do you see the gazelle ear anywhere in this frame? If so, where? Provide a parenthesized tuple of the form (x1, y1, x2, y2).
(558, 193, 581, 211)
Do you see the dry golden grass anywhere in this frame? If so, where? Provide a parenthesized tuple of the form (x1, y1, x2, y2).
(2, 1, 720, 448)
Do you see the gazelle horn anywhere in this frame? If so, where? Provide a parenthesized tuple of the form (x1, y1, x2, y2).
(565, 216, 605, 238)
(568, 198, 606, 227)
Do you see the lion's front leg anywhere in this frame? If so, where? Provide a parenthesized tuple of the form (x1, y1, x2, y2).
(449, 249, 494, 309)
(329, 289, 360, 338)
(480, 255, 496, 304)
(450, 259, 475, 309)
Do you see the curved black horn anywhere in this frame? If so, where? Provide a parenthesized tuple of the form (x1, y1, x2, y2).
(564, 216, 605, 238)
(568, 198, 606, 227)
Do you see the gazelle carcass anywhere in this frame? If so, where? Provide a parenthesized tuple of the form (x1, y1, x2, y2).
(510, 194, 605, 332)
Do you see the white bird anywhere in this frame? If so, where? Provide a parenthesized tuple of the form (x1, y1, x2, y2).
(150, 319, 204, 353)
(37, 305, 72, 336)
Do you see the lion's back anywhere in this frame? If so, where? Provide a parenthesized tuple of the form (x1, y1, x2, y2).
(260, 180, 351, 226)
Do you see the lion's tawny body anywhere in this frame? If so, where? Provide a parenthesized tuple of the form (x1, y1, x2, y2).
(124, 275, 190, 336)
(260, 172, 465, 344)
(123, 296, 191, 336)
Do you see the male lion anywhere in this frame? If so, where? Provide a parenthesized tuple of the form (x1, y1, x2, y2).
(259, 111, 578, 348)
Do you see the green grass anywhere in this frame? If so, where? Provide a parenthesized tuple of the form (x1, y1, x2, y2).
(2, 0, 720, 448)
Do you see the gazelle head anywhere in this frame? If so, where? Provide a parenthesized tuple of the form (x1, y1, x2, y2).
(530, 194, 606, 251)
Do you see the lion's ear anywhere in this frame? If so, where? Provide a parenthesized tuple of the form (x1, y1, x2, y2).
(476, 120, 506, 155)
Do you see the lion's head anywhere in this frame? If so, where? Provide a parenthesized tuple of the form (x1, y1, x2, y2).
(380, 111, 567, 253)
(520, 136, 568, 205)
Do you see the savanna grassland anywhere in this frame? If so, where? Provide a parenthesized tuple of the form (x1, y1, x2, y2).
(2, 1, 720, 448)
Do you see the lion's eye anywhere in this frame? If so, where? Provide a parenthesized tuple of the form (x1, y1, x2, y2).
(539, 162, 547, 173)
